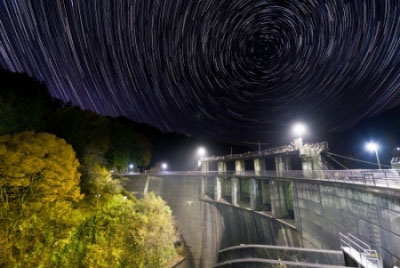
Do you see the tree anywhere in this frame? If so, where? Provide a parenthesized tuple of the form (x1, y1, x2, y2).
(83, 111, 111, 154)
(106, 122, 152, 171)
(47, 105, 87, 158)
(0, 69, 56, 135)
(57, 194, 176, 268)
(0, 131, 82, 267)
(0, 131, 175, 267)
(0, 96, 18, 134)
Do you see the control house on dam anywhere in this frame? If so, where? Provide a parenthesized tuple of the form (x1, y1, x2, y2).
(124, 138, 400, 268)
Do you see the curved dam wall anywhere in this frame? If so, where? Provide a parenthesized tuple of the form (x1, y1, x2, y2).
(293, 179, 400, 267)
(125, 174, 400, 268)
(123, 175, 302, 268)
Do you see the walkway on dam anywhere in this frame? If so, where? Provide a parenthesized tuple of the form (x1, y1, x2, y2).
(143, 169, 400, 189)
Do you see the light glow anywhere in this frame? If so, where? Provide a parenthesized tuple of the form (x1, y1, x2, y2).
(366, 142, 378, 152)
(292, 123, 307, 137)
(197, 147, 206, 157)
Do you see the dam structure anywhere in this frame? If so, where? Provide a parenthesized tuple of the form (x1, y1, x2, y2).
(124, 139, 400, 268)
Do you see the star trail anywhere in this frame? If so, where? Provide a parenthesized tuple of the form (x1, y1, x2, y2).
(0, 0, 400, 143)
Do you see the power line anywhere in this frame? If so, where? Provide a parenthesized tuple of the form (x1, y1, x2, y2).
(326, 152, 391, 168)
(325, 154, 348, 169)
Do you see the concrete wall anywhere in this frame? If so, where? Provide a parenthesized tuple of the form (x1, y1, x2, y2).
(124, 175, 302, 268)
(293, 179, 400, 267)
(125, 175, 219, 268)
(214, 202, 302, 250)
(124, 175, 400, 268)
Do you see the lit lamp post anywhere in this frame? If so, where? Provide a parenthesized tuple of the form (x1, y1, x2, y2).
(161, 162, 168, 170)
(366, 142, 382, 169)
(129, 163, 134, 174)
(292, 123, 307, 148)
(197, 147, 207, 171)
(197, 147, 206, 157)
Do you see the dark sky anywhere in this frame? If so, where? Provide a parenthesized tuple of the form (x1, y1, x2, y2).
(0, 0, 400, 144)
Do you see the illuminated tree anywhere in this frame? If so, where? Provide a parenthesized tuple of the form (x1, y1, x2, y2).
(0, 131, 175, 267)
(0, 131, 82, 267)
(57, 194, 176, 268)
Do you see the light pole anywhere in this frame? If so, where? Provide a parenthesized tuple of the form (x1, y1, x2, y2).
(366, 142, 381, 169)
(197, 147, 206, 158)
(161, 162, 168, 170)
(197, 147, 207, 171)
(292, 123, 307, 148)
(129, 163, 134, 173)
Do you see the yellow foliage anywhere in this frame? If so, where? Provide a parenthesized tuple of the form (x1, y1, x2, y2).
(0, 131, 83, 267)
(57, 194, 176, 268)
(0, 131, 176, 267)
(0, 131, 82, 204)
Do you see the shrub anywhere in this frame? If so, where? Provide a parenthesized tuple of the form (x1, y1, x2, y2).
(0, 131, 82, 267)
(57, 194, 176, 268)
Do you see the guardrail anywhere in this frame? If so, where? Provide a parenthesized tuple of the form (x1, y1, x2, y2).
(339, 232, 382, 268)
(125, 169, 400, 189)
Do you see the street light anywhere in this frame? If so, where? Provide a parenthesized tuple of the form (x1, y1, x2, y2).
(197, 147, 207, 171)
(366, 142, 382, 169)
(161, 163, 168, 170)
(128, 163, 134, 174)
(292, 123, 307, 148)
(292, 123, 307, 138)
(197, 147, 206, 157)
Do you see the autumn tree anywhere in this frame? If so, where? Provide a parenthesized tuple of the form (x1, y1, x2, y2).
(0, 131, 82, 267)
(57, 194, 176, 268)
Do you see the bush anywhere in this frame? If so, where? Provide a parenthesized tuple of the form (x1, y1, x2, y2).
(0, 131, 176, 267)
(0, 131, 82, 267)
(57, 194, 176, 268)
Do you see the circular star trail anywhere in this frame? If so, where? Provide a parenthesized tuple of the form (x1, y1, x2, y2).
(0, 0, 400, 143)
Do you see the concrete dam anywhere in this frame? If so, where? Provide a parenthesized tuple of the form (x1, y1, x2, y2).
(123, 140, 400, 268)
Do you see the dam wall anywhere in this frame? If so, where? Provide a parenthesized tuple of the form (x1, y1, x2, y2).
(123, 175, 302, 268)
(293, 179, 400, 267)
(123, 174, 400, 267)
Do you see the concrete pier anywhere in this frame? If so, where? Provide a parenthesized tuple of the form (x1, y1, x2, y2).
(249, 178, 260, 210)
(300, 145, 324, 177)
(235, 160, 245, 172)
(254, 158, 265, 175)
(215, 176, 222, 201)
(231, 177, 240, 206)
(218, 161, 227, 172)
(201, 161, 209, 173)
(275, 155, 291, 176)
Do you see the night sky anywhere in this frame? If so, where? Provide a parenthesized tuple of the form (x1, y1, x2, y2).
(1, 0, 400, 144)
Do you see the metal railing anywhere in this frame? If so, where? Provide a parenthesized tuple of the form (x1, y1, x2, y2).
(339, 232, 382, 268)
(128, 169, 400, 189)
(224, 169, 400, 188)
